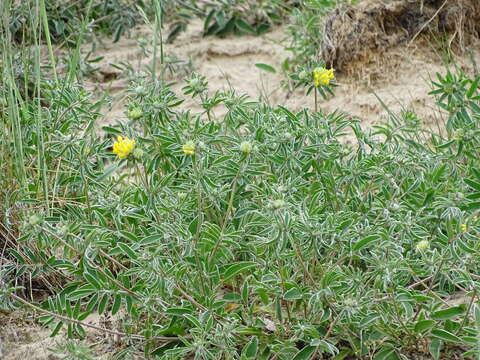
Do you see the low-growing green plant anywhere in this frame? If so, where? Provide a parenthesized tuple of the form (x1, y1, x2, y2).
(2, 1, 480, 359)
(1, 63, 480, 359)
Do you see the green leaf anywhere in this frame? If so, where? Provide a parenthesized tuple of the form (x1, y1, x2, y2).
(414, 319, 435, 333)
(68, 286, 96, 301)
(98, 293, 109, 314)
(140, 234, 163, 245)
(292, 346, 316, 360)
(429, 338, 443, 360)
(255, 22, 270, 35)
(236, 18, 256, 34)
(204, 9, 215, 33)
(117, 242, 138, 260)
(284, 287, 302, 300)
(50, 321, 63, 337)
(463, 201, 480, 210)
(465, 178, 480, 191)
(431, 164, 446, 183)
(111, 293, 122, 315)
(255, 63, 276, 73)
(352, 234, 381, 251)
(242, 336, 258, 359)
(83, 272, 102, 289)
(167, 307, 193, 315)
(96, 162, 123, 182)
(223, 262, 257, 281)
(189, 216, 199, 236)
(474, 304, 480, 323)
(102, 126, 122, 135)
(241, 279, 249, 304)
(373, 347, 396, 360)
(430, 329, 462, 342)
(359, 313, 380, 327)
(431, 306, 465, 320)
(466, 76, 479, 98)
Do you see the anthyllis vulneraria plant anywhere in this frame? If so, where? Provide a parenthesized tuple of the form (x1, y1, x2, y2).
(313, 66, 335, 112)
(112, 136, 136, 159)
(3, 18, 480, 358)
(291, 63, 336, 112)
(183, 73, 208, 99)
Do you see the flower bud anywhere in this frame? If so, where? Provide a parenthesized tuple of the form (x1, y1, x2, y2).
(182, 141, 196, 155)
(271, 199, 286, 209)
(133, 148, 144, 160)
(128, 107, 143, 120)
(283, 132, 293, 141)
(28, 214, 42, 226)
(57, 223, 69, 236)
(239, 141, 253, 154)
(415, 240, 430, 252)
(134, 86, 146, 96)
(298, 70, 308, 80)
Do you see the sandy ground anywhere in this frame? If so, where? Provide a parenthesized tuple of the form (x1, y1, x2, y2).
(2, 16, 480, 360)
(85, 19, 479, 142)
(0, 309, 143, 359)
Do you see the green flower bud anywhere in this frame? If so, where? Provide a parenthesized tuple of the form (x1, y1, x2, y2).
(134, 86, 146, 96)
(28, 214, 42, 226)
(239, 141, 253, 154)
(271, 199, 286, 209)
(133, 148, 144, 160)
(128, 107, 143, 120)
(298, 70, 308, 80)
(57, 223, 69, 236)
(415, 240, 430, 252)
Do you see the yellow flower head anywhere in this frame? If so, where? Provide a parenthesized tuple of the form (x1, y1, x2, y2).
(112, 136, 135, 159)
(313, 67, 335, 87)
(182, 141, 196, 155)
(415, 240, 430, 252)
(460, 223, 468, 232)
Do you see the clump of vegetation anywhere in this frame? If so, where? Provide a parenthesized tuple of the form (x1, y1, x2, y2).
(8, 0, 142, 46)
(1, 1, 480, 359)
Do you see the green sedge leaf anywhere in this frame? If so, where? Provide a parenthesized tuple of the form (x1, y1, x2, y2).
(255, 63, 276, 73)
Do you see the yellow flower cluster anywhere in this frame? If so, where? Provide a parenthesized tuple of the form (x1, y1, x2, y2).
(112, 136, 135, 159)
(182, 141, 196, 155)
(415, 240, 430, 252)
(460, 223, 468, 232)
(313, 67, 335, 87)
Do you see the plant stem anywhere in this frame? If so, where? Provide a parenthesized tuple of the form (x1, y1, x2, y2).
(67, 0, 93, 83)
(209, 169, 241, 264)
(152, 0, 164, 82)
(8, 293, 181, 342)
(38, 0, 58, 85)
(34, 0, 49, 213)
(192, 156, 208, 296)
